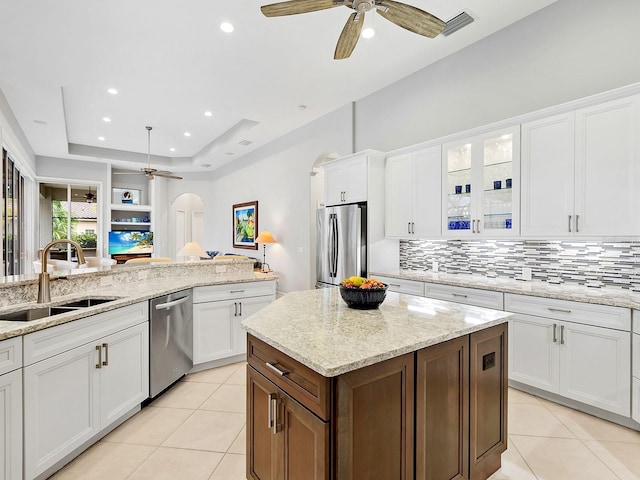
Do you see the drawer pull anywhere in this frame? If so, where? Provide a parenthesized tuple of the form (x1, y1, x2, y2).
(552, 323, 557, 343)
(95, 345, 102, 369)
(230, 290, 245, 294)
(389, 283, 401, 288)
(548, 307, 571, 314)
(268, 393, 275, 430)
(452, 293, 468, 298)
(271, 396, 278, 434)
(560, 325, 565, 345)
(266, 361, 289, 376)
(102, 343, 109, 366)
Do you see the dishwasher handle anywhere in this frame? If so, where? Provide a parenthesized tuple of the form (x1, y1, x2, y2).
(155, 296, 190, 310)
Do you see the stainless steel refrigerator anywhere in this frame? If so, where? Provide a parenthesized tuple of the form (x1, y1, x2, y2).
(316, 203, 367, 287)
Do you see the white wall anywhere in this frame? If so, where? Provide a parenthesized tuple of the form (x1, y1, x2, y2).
(355, 0, 640, 152)
(168, 104, 353, 293)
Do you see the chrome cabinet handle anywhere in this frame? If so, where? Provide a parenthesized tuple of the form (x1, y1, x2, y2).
(560, 325, 565, 345)
(389, 283, 401, 287)
(411, 222, 415, 234)
(268, 393, 275, 430)
(548, 307, 571, 314)
(229, 290, 245, 294)
(408, 222, 411, 234)
(102, 343, 109, 366)
(476, 218, 481, 233)
(271, 395, 278, 434)
(576, 214, 580, 233)
(452, 293, 468, 298)
(266, 361, 289, 376)
(552, 323, 557, 343)
(96, 345, 102, 369)
(568, 215, 572, 233)
(472, 219, 476, 233)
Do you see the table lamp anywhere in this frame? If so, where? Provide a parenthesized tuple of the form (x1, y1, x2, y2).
(177, 242, 207, 262)
(255, 230, 277, 272)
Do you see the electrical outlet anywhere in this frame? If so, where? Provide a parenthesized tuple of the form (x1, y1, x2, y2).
(522, 267, 532, 281)
(432, 260, 439, 273)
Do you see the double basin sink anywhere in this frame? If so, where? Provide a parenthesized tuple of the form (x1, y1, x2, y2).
(0, 297, 120, 322)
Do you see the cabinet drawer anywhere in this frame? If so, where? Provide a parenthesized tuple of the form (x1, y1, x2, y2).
(247, 334, 330, 421)
(424, 283, 503, 310)
(375, 275, 424, 296)
(0, 336, 22, 375)
(193, 281, 276, 303)
(24, 302, 149, 366)
(505, 294, 630, 331)
(634, 333, 640, 379)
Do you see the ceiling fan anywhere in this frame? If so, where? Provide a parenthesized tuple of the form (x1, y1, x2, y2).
(84, 186, 95, 203)
(113, 126, 183, 180)
(260, 0, 446, 59)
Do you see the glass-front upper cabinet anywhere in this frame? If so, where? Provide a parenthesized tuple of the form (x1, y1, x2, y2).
(443, 126, 520, 236)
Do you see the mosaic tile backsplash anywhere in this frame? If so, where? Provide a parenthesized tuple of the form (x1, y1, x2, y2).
(400, 240, 640, 292)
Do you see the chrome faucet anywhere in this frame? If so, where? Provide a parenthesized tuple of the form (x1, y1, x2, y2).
(38, 239, 86, 303)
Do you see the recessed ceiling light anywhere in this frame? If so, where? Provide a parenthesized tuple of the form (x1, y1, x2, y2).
(225, 152, 235, 156)
(220, 22, 234, 33)
(362, 28, 375, 39)
(107, 88, 118, 95)
(184, 132, 191, 137)
(204, 111, 213, 117)
(103, 117, 111, 123)
(33, 119, 48, 125)
(169, 147, 176, 152)
(98, 136, 105, 141)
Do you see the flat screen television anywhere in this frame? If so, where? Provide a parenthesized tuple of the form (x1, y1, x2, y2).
(108, 231, 154, 255)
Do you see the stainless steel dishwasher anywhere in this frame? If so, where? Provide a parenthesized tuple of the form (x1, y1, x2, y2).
(149, 288, 193, 398)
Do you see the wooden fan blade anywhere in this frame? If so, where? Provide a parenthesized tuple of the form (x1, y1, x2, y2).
(152, 171, 183, 180)
(334, 12, 364, 60)
(261, 0, 340, 17)
(377, 0, 445, 38)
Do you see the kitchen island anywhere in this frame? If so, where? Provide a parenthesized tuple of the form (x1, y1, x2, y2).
(242, 288, 513, 480)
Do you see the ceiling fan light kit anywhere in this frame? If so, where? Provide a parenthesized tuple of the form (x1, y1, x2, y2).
(261, 0, 446, 59)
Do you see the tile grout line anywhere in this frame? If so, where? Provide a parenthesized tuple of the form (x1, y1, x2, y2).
(505, 434, 540, 480)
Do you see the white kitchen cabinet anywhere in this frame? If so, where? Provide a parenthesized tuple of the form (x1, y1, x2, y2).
(443, 126, 520, 237)
(373, 275, 424, 296)
(385, 146, 441, 238)
(521, 112, 576, 236)
(633, 377, 640, 424)
(23, 304, 149, 480)
(506, 294, 631, 416)
(193, 282, 276, 365)
(323, 151, 384, 206)
(0, 336, 22, 480)
(423, 282, 504, 310)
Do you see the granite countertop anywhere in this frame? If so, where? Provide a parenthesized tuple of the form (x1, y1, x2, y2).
(372, 270, 640, 310)
(241, 288, 512, 377)
(0, 272, 276, 341)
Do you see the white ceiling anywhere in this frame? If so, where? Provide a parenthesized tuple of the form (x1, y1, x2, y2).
(0, 0, 557, 173)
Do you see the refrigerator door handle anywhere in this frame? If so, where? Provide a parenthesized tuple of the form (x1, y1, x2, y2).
(331, 214, 339, 277)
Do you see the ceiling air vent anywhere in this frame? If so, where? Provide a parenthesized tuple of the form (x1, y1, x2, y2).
(442, 11, 475, 36)
(238, 139, 253, 146)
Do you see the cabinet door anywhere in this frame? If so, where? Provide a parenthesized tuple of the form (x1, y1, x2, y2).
(575, 95, 640, 235)
(444, 139, 473, 235)
(508, 314, 560, 393)
(469, 323, 508, 480)
(323, 162, 345, 206)
(193, 299, 236, 364)
(236, 296, 274, 355)
(247, 367, 279, 480)
(24, 343, 100, 480)
(385, 154, 413, 237)
(0, 369, 22, 480)
(521, 113, 575, 236)
(335, 353, 414, 480)
(279, 391, 329, 480)
(559, 321, 631, 416)
(416, 336, 468, 480)
(100, 323, 149, 427)
(412, 146, 442, 237)
(344, 156, 368, 204)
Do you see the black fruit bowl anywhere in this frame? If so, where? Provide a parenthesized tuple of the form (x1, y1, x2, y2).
(339, 284, 388, 309)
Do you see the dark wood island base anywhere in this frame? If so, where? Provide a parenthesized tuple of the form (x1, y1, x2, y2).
(246, 322, 507, 480)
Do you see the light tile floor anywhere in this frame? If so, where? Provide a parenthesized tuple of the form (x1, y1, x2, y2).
(49, 362, 640, 480)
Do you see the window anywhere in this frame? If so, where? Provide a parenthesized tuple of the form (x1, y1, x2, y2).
(2, 149, 24, 276)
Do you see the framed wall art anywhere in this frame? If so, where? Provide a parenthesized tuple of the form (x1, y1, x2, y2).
(233, 201, 258, 250)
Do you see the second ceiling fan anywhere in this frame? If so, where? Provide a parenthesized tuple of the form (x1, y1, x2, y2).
(261, 0, 446, 59)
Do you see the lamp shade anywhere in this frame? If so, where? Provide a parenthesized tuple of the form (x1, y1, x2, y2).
(255, 230, 277, 244)
(177, 242, 207, 258)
